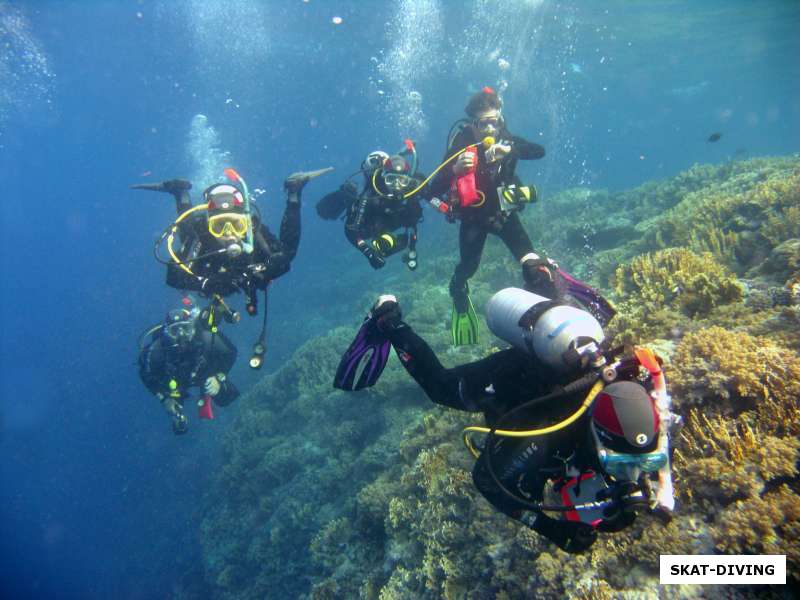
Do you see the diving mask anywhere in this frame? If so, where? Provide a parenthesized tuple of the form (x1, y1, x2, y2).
(381, 140, 417, 193)
(592, 425, 668, 481)
(208, 212, 249, 238)
(474, 111, 502, 135)
(164, 309, 197, 345)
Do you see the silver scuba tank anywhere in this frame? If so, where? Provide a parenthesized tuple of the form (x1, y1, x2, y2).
(485, 287, 604, 372)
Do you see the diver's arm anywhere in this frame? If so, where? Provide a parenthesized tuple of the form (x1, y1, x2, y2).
(385, 319, 511, 411)
(509, 135, 545, 160)
(138, 344, 172, 399)
(206, 330, 238, 374)
(430, 130, 472, 197)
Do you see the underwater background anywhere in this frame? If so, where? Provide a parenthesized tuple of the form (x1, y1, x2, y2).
(0, 1, 798, 598)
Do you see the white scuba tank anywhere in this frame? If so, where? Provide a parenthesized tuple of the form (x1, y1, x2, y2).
(485, 287, 604, 372)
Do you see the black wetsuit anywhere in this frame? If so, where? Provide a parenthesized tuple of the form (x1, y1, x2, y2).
(166, 187, 302, 308)
(430, 124, 555, 298)
(384, 317, 637, 552)
(342, 176, 423, 265)
(138, 328, 239, 409)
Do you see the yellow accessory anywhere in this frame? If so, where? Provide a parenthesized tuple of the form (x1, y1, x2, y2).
(372, 233, 396, 255)
(462, 378, 605, 459)
(371, 136, 498, 201)
(208, 212, 249, 238)
(166, 203, 209, 277)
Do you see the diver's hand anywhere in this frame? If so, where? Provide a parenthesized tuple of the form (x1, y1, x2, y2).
(204, 376, 221, 397)
(358, 241, 385, 269)
(371, 295, 401, 331)
(557, 521, 598, 554)
(171, 412, 188, 435)
(485, 142, 512, 163)
(602, 481, 648, 520)
(453, 152, 475, 176)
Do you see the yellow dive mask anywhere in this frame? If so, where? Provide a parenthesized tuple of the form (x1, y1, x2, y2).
(208, 212, 249, 238)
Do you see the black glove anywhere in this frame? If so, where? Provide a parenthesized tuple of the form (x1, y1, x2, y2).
(522, 258, 560, 299)
(171, 412, 188, 436)
(601, 481, 649, 520)
(526, 512, 597, 554)
(370, 295, 402, 331)
(359, 242, 385, 269)
(555, 521, 598, 554)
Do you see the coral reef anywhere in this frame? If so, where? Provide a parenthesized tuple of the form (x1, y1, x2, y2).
(197, 156, 800, 599)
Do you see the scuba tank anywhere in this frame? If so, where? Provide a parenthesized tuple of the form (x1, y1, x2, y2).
(486, 287, 605, 372)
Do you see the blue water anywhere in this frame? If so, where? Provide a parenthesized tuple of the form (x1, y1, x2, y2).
(0, 1, 797, 598)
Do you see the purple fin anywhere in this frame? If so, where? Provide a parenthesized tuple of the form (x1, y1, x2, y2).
(334, 318, 391, 391)
(557, 269, 616, 327)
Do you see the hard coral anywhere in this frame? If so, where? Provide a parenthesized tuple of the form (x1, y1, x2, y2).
(608, 248, 742, 344)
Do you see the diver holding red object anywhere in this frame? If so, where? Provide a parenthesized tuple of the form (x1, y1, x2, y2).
(428, 87, 553, 346)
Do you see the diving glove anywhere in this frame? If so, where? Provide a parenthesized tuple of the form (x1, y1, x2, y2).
(358, 241, 386, 269)
(370, 295, 402, 332)
(172, 412, 188, 436)
(204, 376, 221, 397)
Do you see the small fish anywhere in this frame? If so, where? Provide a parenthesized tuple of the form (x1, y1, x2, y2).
(707, 132, 722, 143)
(141, 170, 152, 177)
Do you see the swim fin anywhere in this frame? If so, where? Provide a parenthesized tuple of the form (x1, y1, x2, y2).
(451, 295, 479, 346)
(130, 179, 192, 194)
(284, 166, 334, 193)
(557, 269, 616, 327)
(333, 317, 391, 391)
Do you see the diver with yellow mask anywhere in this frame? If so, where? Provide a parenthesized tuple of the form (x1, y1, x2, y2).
(316, 141, 425, 270)
(133, 166, 332, 368)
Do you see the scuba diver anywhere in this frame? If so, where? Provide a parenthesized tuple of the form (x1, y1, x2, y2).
(428, 87, 553, 346)
(138, 297, 240, 435)
(132, 166, 332, 369)
(316, 141, 425, 270)
(333, 288, 679, 553)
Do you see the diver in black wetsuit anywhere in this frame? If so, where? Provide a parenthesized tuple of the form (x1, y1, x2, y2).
(138, 301, 239, 435)
(430, 87, 557, 311)
(316, 143, 424, 270)
(342, 289, 677, 553)
(133, 170, 327, 307)
(133, 167, 331, 368)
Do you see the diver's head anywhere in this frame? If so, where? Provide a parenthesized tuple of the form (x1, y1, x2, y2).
(380, 140, 417, 194)
(465, 86, 504, 136)
(486, 288, 604, 373)
(163, 307, 197, 349)
(361, 150, 390, 173)
(204, 183, 249, 244)
(590, 381, 666, 482)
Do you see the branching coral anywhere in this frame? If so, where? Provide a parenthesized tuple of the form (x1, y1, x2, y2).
(608, 248, 743, 344)
(670, 327, 800, 425)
